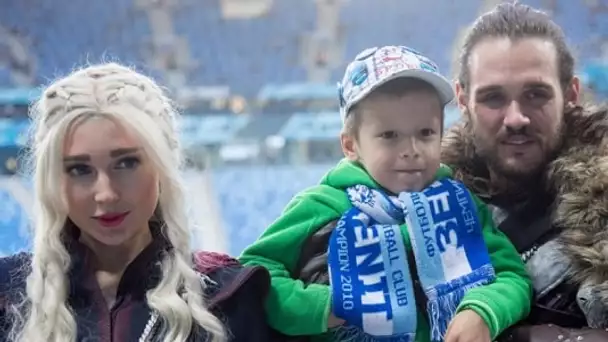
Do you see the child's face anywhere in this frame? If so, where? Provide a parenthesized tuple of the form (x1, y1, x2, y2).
(341, 90, 443, 193)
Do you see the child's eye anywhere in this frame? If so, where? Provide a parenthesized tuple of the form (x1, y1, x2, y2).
(378, 131, 398, 139)
(420, 128, 436, 137)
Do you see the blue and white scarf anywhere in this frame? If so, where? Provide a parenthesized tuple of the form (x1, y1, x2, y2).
(327, 178, 496, 342)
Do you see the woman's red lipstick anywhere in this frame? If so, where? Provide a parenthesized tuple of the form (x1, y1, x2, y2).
(94, 212, 129, 227)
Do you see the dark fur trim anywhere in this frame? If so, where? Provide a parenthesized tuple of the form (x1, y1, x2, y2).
(441, 105, 608, 295)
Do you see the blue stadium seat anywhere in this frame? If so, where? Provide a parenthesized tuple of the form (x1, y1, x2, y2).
(0, 178, 32, 255)
(336, 0, 482, 80)
(0, 69, 12, 86)
(211, 164, 332, 255)
(0, 0, 151, 86)
(173, 0, 313, 96)
(0, 0, 606, 96)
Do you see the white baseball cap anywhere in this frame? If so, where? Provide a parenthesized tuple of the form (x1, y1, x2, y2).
(338, 45, 454, 122)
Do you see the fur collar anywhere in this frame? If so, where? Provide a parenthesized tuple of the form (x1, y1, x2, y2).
(441, 105, 608, 288)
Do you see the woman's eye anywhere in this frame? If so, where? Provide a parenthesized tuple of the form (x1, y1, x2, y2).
(65, 164, 92, 177)
(115, 156, 141, 170)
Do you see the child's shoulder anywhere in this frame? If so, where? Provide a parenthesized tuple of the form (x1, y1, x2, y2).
(288, 160, 363, 203)
(278, 160, 375, 220)
(435, 163, 454, 180)
(287, 183, 351, 214)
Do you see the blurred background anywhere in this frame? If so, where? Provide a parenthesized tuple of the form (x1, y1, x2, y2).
(0, 0, 607, 256)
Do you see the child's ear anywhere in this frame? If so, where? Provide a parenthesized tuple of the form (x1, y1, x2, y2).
(340, 132, 359, 161)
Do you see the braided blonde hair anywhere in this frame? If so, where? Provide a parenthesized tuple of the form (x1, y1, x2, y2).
(10, 63, 226, 342)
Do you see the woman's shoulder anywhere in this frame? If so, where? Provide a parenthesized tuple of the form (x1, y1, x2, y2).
(0, 252, 30, 313)
(192, 251, 276, 341)
(191, 251, 270, 308)
(0, 252, 30, 293)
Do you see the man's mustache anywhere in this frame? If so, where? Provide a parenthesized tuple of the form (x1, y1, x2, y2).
(499, 126, 537, 140)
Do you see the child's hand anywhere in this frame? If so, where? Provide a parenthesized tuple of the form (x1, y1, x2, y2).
(327, 313, 345, 329)
(444, 310, 491, 342)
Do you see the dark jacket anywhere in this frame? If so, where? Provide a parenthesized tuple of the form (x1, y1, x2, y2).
(0, 228, 272, 342)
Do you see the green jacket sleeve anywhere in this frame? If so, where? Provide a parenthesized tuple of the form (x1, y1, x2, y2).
(456, 194, 533, 339)
(239, 186, 349, 336)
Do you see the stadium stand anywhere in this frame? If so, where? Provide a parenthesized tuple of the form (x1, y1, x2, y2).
(1, 0, 605, 94)
(211, 164, 332, 254)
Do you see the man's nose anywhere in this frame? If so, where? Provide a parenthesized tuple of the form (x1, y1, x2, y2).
(503, 100, 530, 130)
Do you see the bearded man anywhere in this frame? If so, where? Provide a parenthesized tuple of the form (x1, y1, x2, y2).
(441, 3, 608, 341)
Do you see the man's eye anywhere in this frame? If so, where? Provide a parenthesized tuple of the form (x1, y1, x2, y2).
(524, 90, 550, 105)
(479, 93, 506, 108)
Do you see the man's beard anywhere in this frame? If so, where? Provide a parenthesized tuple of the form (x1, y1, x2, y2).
(466, 109, 564, 183)
(474, 135, 545, 181)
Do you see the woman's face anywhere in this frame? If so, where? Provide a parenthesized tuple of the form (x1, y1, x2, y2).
(62, 116, 160, 248)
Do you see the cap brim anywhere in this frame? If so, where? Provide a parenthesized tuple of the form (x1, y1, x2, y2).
(399, 69, 455, 105)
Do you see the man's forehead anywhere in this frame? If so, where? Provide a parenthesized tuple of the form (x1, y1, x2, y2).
(468, 37, 560, 91)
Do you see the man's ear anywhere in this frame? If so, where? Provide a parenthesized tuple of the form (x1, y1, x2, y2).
(455, 81, 469, 115)
(565, 75, 581, 105)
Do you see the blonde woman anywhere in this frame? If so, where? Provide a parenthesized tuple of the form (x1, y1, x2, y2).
(0, 63, 271, 342)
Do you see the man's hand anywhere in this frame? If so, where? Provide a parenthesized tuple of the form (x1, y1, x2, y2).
(444, 310, 491, 342)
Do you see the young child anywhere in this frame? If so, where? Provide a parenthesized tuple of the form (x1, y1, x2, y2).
(240, 46, 532, 342)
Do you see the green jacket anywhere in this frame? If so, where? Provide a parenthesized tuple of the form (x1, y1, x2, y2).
(240, 160, 532, 341)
